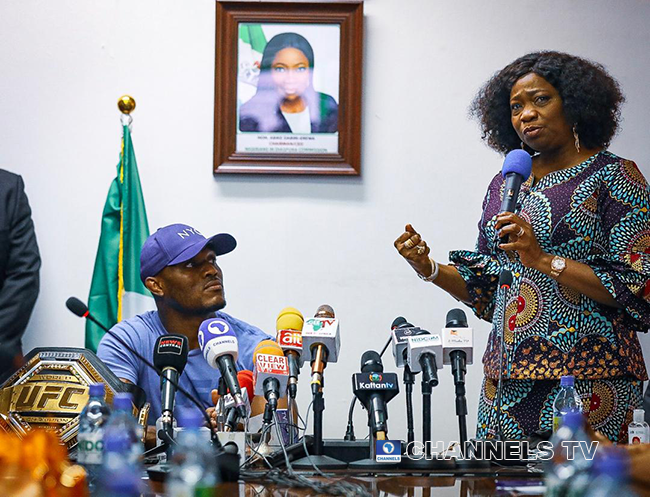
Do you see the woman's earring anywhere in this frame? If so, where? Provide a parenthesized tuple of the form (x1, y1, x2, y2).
(573, 124, 580, 153)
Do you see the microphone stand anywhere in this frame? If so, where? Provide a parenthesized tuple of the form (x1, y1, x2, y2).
(293, 385, 347, 470)
(494, 281, 510, 442)
(400, 378, 455, 471)
(404, 365, 416, 452)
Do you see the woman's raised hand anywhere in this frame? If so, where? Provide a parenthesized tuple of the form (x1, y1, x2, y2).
(394, 224, 432, 277)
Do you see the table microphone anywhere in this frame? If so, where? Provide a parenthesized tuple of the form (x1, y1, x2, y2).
(198, 318, 246, 418)
(302, 305, 340, 394)
(153, 334, 189, 439)
(275, 307, 304, 399)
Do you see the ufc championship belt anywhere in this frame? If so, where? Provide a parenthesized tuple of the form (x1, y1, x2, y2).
(0, 348, 150, 453)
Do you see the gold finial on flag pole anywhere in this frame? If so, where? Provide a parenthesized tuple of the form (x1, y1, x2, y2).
(117, 95, 136, 114)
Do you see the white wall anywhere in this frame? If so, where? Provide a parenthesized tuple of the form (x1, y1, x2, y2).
(2, 0, 649, 443)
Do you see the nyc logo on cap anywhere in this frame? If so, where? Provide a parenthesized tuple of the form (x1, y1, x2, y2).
(376, 440, 401, 463)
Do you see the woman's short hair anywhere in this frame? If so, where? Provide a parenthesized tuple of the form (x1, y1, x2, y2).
(260, 32, 315, 72)
(470, 51, 625, 154)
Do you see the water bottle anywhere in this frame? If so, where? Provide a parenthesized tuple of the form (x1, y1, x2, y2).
(583, 447, 638, 497)
(544, 411, 593, 497)
(628, 408, 649, 444)
(103, 392, 143, 465)
(167, 407, 218, 497)
(96, 392, 145, 497)
(552, 375, 583, 432)
(77, 383, 111, 490)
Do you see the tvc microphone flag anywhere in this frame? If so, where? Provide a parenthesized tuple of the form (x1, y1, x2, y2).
(85, 124, 153, 351)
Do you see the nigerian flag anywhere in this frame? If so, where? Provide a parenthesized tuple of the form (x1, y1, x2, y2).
(238, 23, 267, 104)
(85, 125, 153, 351)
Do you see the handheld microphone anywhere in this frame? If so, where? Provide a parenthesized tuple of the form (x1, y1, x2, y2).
(390, 317, 427, 369)
(276, 307, 304, 399)
(198, 318, 246, 418)
(352, 350, 399, 440)
(153, 334, 189, 437)
(499, 150, 533, 243)
(407, 333, 443, 387)
(302, 305, 341, 394)
(64, 297, 223, 451)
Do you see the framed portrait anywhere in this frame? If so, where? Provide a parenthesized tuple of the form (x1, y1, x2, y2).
(214, 0, 363, 175)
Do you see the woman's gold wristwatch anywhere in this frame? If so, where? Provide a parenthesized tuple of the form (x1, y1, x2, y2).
(550, 255, 567, 279)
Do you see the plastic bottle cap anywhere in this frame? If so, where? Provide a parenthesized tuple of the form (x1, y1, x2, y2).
(113, 392, 133, 411)
(89, 383, 105, 397)
(176, 407, 204, 429)
(562, 411, 583, 429)
(560, 375, 574, 387)
(633, 409, 645, 423)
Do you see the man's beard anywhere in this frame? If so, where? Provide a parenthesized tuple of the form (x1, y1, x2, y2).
(168, 294, 226, 316)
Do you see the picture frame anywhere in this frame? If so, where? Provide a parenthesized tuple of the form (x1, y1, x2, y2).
(214, 0, 363, 176)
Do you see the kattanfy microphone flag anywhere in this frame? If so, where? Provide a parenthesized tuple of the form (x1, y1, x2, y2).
(85, 114, 153, 351)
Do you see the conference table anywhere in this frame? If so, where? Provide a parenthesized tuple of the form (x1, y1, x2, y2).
(147, 465, 548, 496)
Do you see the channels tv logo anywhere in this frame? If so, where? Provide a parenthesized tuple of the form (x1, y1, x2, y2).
(376, 440, 401, 463)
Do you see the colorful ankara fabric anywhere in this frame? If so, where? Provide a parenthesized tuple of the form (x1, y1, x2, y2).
(476, 377, 644, 443)
(449, 151, 650, 440)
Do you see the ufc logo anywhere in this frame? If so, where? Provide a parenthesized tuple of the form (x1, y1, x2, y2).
(15, 384, 86, 411)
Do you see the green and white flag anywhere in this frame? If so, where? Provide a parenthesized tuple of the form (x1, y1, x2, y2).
(238, 23, 267, 104)
(85, 125, 153, 352)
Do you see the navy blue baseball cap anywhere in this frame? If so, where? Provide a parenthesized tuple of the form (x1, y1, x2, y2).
(140, 224, 236, 282)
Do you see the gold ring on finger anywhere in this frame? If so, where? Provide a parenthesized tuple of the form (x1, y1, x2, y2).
(404, 238, 415, 249)
(416, 245, 426, 255)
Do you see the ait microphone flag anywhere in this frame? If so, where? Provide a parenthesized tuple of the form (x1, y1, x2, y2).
(85, 124, 153, 351)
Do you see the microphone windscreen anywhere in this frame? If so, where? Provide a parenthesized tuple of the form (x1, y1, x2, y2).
(153, 334, 189, 373)
(499, 269, 513, 288)
(502, 149, 532, 179)
(237, 370, 255, 402)
(445, 309, 468, 328)
(360, 350, 383, 373)
(253, 339, 284, 363)
(66, 297, 88, 317)
(391, 316, 406, 329)
(314, 304, 335, 318)
(276, 307, 304, 332)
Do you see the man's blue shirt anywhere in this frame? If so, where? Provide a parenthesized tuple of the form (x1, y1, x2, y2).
(96, 310, 271, 423)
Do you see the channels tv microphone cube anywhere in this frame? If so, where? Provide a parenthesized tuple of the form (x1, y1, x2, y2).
(301, 317, 340, 363)
(277, 329, 304, 367)
(391, 326, 424, 368)
(253, 354, 289, 398)
(442, 327, 474, 365)
(407, 334, 443, 374)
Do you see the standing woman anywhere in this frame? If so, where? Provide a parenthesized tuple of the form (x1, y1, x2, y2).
(395, 52, 650, 443)
(238, 32, 338, 134)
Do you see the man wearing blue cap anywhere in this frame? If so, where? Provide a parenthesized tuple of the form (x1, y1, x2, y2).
(97, 223, 271, 439)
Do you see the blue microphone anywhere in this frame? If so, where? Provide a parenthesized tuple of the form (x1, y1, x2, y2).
(500, 149, 532, 215)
